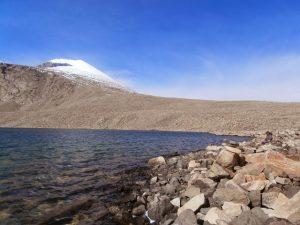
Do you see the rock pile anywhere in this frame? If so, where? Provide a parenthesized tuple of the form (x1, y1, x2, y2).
(127, 130, 300, 225)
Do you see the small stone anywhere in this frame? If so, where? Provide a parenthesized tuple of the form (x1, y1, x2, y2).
(275, 177, 291, 185)
(188, 160, 200, 170)
(132, 204, 145, 216)
(206, 145, 222, 151)
(150, 176, 158, 184)
(170, 197, 181, 208)
(163, 183, 176, 195)
(177, 193, 205, 215)
(148, 156, 166, 167)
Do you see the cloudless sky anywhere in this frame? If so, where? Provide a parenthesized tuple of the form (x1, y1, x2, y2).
(1, 0, 300, 101)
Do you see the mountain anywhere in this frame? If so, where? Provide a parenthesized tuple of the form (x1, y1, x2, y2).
(0, 60, 299, 135)
(39, 59, 128, 90)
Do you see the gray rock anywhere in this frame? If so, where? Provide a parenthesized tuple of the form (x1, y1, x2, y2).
(248, 190, 261, 207)
(148, 195, 174, 222)
(222, 202, 250, 218)
(132, 204, 145, 216)
(174, 209, 197, 225)
(216, 149, 239, 169)
(148, 156, 166, 167)
(230, 207, 269, 225)
(177, 193, 205, 215)
(183, 186, 201, 198)
(212, 188, 250, 207)
(206, 163, 230, 180)
(204, 207, 233, 225)
(170, 197, 181, 208)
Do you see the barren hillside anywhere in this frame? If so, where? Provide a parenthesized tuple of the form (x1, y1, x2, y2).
(0, 62, 299, 135)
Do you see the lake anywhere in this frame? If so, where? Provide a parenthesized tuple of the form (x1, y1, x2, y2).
(0, 128, 250, 224)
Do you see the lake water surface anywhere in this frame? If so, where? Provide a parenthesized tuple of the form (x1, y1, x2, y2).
(0, 128, 250, 224)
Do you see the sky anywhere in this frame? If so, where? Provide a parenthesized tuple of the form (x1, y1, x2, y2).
(0, 0, 300, 102)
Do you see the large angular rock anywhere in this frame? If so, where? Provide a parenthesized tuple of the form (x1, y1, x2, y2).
(240, 180, 269, 191)
(174, 209, 197, 225)
(148, 156, 166, 167)
(148, 195, 174, 222)
(206, 163, 230, 180)
(177, 193, 205, 215)
(204, 207, 233, 225)
(222, 202, 250, 218)
(245, 151, 300, 178)
(248, 190, 261, 207)
(191, 177, 217, 196)
(262, 191, 300, 224)
(230, 207, 269, 225)
(183, 186, 201, 198)
(224, 146, 242, 154)
(212, 188, 250, 206)
(262, 192, 289, 210)
(216, 149, 239, 169)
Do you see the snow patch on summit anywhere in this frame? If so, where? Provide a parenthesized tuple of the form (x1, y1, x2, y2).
(40, 59, 128, 91)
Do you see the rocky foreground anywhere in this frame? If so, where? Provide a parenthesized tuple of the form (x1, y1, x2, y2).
(107, 130, 300, 225)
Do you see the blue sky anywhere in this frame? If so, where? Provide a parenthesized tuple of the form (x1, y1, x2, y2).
(1, 0, 300, 101)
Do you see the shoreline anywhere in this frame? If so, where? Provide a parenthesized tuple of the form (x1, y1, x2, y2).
(105, 129, 300, 225)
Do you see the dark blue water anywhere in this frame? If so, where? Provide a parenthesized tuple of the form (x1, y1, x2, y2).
(0, 128, 249, 224)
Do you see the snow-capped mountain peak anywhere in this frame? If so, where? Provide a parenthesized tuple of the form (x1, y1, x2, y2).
(39, 59, 127, 90)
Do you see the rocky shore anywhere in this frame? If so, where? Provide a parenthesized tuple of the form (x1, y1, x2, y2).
(107, 130, 300, 225)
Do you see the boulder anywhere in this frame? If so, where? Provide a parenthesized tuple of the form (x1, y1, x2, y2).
(245, 151, 300, 178)
(206, 163, 230, 180)
(240, 180, 269, 191)
(212, 188, 250, 207)
(216, 149, 239, 169)
(148, 156, 166, 167)
(204, 207, 233, 225)
(174, 209, 197, 225)
(183, 186, 201, 198)
(177, 193, 205, 215)
(262, 192, 289, 210)
(148, 195, 174, 222)
(248, 190, 261, 207)
(225, 180, 247, 193)
(224, 146, 242, 154)
(222, 202, 250, 218)
(261, 191, 300, 224)
(230, 207, 269, 225)
(191, 177, 217, 196)
(238, 163, 265, 176)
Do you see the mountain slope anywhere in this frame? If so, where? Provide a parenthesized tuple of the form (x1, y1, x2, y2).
(0, 62, 299, 135)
